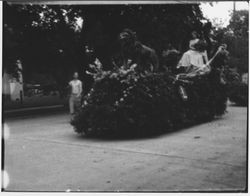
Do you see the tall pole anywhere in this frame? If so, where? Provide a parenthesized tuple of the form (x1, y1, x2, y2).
(233, 1, 236, 23)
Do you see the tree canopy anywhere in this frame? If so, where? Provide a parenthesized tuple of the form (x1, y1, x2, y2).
(3, 2, 213, 88)
(213, 9, 248, 73)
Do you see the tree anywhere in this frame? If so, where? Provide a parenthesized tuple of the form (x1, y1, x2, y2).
(210, 9, 248, 106)
(228, 10, 248, 38)
(213, 10, 248, 73)
(4, 2, 209, 92)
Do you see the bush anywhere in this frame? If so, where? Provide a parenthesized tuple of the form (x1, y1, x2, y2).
(228, 82, 248, 106)
(223, 67, 248, 106)
(71, 65, 227, 137)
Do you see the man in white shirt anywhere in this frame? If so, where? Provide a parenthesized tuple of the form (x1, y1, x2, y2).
(69, 72, 82, 115)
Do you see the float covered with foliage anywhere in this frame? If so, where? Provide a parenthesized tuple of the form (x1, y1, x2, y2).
(71, 59, 227, 136)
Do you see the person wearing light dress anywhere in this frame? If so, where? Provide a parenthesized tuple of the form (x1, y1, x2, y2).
(177, 33, 209, 75)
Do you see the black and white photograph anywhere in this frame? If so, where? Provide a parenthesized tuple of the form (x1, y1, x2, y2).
(2, 0, 249, 193)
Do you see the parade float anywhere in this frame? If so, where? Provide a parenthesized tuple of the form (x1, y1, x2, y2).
(71, 30, 229, 137)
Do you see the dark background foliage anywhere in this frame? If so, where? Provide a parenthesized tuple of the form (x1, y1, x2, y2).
(3, 2, 248, 107)
(3, 3, 206, 90)
(214, 10, 248, 74)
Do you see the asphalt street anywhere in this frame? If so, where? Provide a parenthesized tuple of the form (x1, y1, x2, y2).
(3, 106, 247, 192)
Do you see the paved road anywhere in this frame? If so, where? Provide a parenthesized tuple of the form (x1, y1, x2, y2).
(3, 106, 247, 192)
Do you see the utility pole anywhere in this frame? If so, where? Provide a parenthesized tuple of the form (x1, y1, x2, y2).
(233, 1, 236, 23)
(233, 1, 236, 13)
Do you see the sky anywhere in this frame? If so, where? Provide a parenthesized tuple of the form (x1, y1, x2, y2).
(200, 1, 249, 27)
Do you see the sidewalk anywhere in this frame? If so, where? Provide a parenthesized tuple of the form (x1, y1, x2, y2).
(3, 94, 68, 118)
(3, 104, 67, 118)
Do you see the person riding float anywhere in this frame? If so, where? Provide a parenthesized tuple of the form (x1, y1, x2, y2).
(177, 38, 209, 75)
(177, 38, 226, 79)
(173, 35, 228, 101)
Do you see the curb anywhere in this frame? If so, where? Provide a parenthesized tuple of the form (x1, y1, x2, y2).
(3, 104, 67, 118)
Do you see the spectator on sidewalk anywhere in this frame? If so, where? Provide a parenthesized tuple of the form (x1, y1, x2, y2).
(68, 72, 82, 117)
